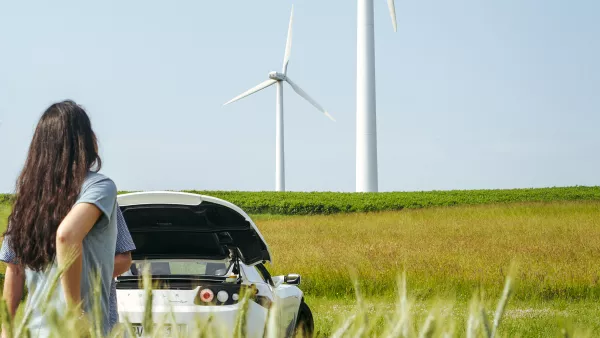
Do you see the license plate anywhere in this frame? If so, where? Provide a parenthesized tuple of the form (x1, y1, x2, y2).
(131, 324, 186, 337)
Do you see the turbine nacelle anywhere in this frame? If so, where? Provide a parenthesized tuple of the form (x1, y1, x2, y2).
(269, 72, 286, 81)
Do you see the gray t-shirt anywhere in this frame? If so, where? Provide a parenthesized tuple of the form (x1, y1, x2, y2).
(24, 172, 118, 337)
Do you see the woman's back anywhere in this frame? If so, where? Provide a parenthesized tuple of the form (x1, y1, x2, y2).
(24, 172, 118, 336)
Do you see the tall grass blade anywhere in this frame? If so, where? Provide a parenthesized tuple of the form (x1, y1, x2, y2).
(193, 315, 214, 338)
(233, 285, 253, 338)
(121, 317, 137, 338)
(45, 307, 64, 338)
(441, 321, 456, 338)
(264, 296, 280, 338)
(387, 272, 413, 338)
(418, 313, 436, 338)
(91, 271, 103, 338)
(107, 322, 124, 338)
(0, 299, 14, 338)
(491, 274, 514, 338)
(165, 306, 180, 338)
(141, 262, 154, 336)
(330, 314, 356, 338)
(350, 277, 367, 338)
(15, 248, 78, 338)
(466, 293, 481, 338)
(481, 307, 492, 338)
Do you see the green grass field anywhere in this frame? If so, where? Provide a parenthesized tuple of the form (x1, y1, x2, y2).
(255, 201, 600, 300)
(2, 186, 600, 214)
(254, 201, 600, 336)
(1, 200, 599, 336)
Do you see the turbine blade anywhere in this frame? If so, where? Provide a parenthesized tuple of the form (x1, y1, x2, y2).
(282, 5, 294, 74)
(388, 0, 397, 32)
(285, 77, 335, 121)
(223, 79, 277, 106)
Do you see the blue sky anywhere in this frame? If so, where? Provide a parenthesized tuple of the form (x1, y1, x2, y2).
(0, 0, 598, 192)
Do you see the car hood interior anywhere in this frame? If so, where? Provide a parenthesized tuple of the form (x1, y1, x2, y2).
(120, 201, 271, 265)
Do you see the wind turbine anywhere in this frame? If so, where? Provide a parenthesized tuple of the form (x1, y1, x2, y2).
(224, 6, 334, 192)
(356, 0, 397, 192)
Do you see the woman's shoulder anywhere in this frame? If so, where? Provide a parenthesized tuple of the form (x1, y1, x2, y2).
(84, 171, 115, 184)
(82, 172, 117, 195)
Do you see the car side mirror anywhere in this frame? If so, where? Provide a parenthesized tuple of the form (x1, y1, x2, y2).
(284, 274, 301, 285)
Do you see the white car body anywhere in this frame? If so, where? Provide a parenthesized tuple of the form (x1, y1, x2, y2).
(115, 192, 313, 338)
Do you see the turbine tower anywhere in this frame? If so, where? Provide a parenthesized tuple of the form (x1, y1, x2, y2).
(356, 0, 397, 192)
(224, 6, 334, 192)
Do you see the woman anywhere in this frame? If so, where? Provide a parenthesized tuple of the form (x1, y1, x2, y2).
(2, 100, 117, 336)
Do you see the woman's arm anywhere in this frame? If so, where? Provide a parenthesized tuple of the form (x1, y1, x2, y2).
(113, 252, 132, 278)
(55, 203, 102, 308)
(2, 263, 25, 318)
(113, 207, 136, 278)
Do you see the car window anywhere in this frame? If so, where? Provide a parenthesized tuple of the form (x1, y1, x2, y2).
(130, 260, 231, 276)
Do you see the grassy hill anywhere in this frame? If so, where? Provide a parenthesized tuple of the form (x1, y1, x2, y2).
(3, 186, 599, 214)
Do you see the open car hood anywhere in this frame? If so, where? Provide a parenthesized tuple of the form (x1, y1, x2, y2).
(117, 192, 272, 266)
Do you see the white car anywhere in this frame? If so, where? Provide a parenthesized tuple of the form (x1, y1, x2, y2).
(115, 192, 314, 338)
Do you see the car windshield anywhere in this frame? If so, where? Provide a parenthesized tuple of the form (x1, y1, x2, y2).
(125, 259, 232, 277)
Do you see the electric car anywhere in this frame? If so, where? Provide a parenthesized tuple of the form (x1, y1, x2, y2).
(115, 191, 313, 337)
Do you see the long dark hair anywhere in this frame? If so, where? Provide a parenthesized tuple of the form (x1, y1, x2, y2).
(5, 100, 102, 271)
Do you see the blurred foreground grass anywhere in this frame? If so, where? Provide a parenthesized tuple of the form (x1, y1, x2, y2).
(307, 296, 600, 337)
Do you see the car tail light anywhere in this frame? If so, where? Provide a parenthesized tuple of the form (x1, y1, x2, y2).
(195, 285, 239, 305)
(199, 289, 214, 303)
(216, 290, 229, 303)
(194, 284, 269, 308)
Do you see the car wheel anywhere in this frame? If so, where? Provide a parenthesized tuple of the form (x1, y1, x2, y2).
(293, 302, 314, 338)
